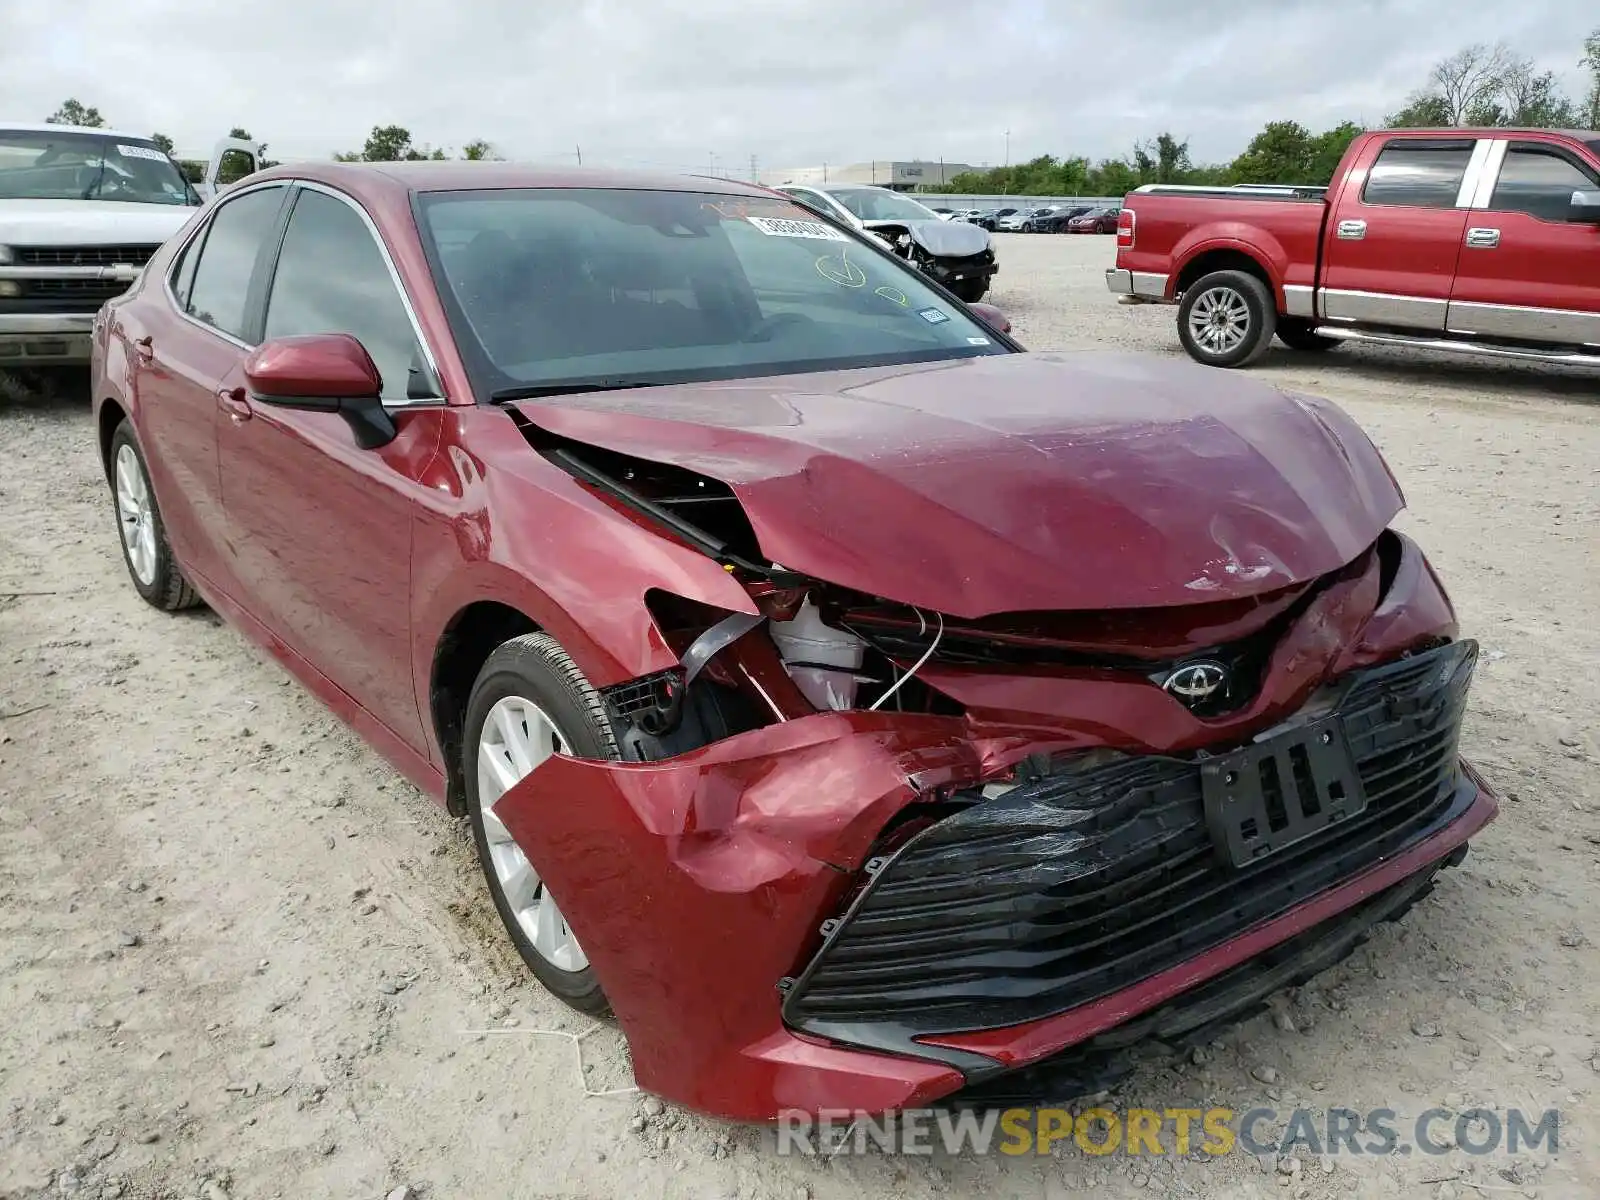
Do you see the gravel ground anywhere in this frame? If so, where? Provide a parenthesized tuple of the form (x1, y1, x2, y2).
(1, 232, 1597, 1200)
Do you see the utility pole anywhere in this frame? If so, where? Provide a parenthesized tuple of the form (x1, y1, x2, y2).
(823, 161, 828, 182)
(709, 151, 716, 177)
(575, 144, 582, 166)
(1004, 130, 1010, 167)
(750, 153, 757, 183)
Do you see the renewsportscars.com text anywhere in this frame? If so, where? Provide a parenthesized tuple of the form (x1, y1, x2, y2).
(775, 1106, 1561, 1159)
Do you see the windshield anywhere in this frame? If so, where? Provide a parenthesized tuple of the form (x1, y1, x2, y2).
(0, 129, 198, 205)
(418, 188, 1008, 395)
(822, 188, 941, 224)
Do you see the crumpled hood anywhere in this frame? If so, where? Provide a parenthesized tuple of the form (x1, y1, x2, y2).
(0, 198, 196, 246)
(513, 352, 1402, 618)
(862, 217, 990, 259)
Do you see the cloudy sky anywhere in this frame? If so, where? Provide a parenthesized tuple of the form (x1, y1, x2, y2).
(2, 0, 1593, 173)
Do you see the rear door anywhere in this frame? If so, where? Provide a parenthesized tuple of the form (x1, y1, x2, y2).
(134, 182, 289, 589)
(1319, 136, 1485, 331)
(1446, 136, 1600, 347)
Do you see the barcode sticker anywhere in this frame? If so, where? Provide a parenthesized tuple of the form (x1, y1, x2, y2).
(117, 144, 170, 162)
(748, 216, 850, 242)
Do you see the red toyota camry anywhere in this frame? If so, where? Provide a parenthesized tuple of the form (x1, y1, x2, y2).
(90, 162, 1497, 1120)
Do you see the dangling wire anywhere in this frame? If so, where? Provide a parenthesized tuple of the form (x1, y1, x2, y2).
(868, 608, 944, 712)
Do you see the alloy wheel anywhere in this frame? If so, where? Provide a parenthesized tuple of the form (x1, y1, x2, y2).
(1187, 286, 1252, 355)
(475, 695, 588, 972)
(114, 443, 157, 586)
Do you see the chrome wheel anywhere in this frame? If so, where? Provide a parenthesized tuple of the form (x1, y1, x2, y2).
(1187, 286, 1252, 355)
(475, 696, 588, 972)
(114, 443, 157, 586)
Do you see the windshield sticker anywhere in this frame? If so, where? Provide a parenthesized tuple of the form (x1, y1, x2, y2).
(967, 336, 991, 345)
(749, 216, 850, 242)
(116, 144, 170, 162)
(815, 253, 867, 288)
(918, 307, 951, 325)
(874, 285, 909, 307)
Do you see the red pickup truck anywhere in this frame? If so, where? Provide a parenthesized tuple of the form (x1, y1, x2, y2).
(1106, 127, 1600, 368)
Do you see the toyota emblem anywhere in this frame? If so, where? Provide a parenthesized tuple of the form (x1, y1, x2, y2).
(1163, 661, 1228, 704)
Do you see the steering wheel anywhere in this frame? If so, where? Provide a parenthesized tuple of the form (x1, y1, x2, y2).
(741, 311, 816, 343)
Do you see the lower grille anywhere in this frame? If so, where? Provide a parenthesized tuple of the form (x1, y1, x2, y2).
(782, 640, 1477, 1047)
(24, 279, 132, 304)
(14, 244, 159, 268)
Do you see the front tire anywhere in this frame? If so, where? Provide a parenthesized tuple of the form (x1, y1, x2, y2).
(463, 633, 619, 1015)
(1176, 270, 1276, 368)
(107, 421, 200, 611)
(1276, 318, 1341, 353)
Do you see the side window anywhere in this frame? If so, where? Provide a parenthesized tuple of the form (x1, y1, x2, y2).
(185, 185, 286, 339)
(169, 235, 200, 310)
(264, 188, 428, 402)
(1360, 141, 1474, 209)
(1489, 145, 1600, 222)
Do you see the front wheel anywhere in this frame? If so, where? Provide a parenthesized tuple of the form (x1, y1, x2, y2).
(1276, 318, 1341, 353)
(1176, 270, 1276, 368)
(463, 633, 619, 1014)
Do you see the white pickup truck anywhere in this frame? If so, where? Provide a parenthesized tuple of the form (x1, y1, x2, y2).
(1, 123, 258, 371)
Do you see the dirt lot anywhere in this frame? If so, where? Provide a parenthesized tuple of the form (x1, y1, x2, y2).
(1, 232, 1597, 1200)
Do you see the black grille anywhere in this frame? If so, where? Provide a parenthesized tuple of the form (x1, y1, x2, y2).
(782, 640, 1477, 1048)
(24, 279, 131, 304)
(14, 245, 159, 267)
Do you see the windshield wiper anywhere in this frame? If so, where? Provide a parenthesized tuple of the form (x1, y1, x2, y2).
(489, 379, 670, 403)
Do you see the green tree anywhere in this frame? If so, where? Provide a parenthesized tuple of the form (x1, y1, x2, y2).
(1582, 27, 1600, 129)
(46, 98, 105, 128)
(1387, 41, 1578, 129)
(1310, 122, 1363, 182)
(462, 138, 500, 161)
(1228, 121, 1314, 184)
(150, 133, 175, 154)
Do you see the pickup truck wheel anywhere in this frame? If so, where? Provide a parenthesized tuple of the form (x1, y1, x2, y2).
(107, 422, 202, 611)
(1177, 270, 1276, 368)
(1276, 319, 1341, 353)
(463, 633, 619, 1015)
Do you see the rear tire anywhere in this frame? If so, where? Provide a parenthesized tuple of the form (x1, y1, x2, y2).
(107, 421, 201, 611)
(1276, 318, 1341, 353)
(463, 634, 619, 1015)
(1176, 270, 1276, 368)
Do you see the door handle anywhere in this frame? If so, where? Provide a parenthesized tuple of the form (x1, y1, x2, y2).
(1465, 227, 1501, 249)
(217, 386, 253, 424)
(133, 335, 154, 363)
(1337, 219, 1367, 241)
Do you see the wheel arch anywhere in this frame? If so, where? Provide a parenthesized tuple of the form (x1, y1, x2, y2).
(429, 600, 546, 814)
(97, 397, 129, 482)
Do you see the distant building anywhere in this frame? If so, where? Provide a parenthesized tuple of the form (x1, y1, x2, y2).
(759, 160, 981, 192)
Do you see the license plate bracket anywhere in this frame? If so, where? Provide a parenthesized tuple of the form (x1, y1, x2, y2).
(1200, 716, 1368, 868)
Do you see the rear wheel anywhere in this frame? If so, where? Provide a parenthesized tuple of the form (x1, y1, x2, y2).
(107, 421, 201, 611)
(463, 634, 619, 1014)
(1176, 270, 1276, 368)
(1276, 318, 1341, 353)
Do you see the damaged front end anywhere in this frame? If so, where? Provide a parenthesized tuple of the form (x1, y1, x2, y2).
(863, 218, 998, 297)
(488, 405, 1497, 1120)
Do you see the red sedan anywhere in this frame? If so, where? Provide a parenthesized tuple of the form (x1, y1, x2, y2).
(91, 162, 1496, 1120)
(1067, 206, 1122, 233)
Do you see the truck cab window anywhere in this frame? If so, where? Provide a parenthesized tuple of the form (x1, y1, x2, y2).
(1489, 146, 1600, 222)
(1361, 142, 1474, 209)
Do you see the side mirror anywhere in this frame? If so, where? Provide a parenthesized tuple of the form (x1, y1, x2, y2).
(243, 334, 397, 449)
(968, 301, 1011, 336)
(1568, 189, 1600, 224)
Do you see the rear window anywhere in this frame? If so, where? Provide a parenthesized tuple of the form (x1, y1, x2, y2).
(1361, 141, 1474, 209)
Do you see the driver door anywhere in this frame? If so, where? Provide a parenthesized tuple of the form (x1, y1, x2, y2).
(216, 183, 445, 755)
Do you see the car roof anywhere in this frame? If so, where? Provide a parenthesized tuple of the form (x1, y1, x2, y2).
(2, 122, 158, 141)
(241, 160, 773, 201)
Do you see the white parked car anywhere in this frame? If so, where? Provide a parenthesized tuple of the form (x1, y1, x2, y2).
(0, 123, 258, 369)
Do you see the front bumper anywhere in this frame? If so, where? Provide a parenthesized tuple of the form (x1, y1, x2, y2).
(1105, 267, 1171, 304)
(494, 634, 1495, 1121)
(0, 312, 96, 365)
(922, 254, 998, 288)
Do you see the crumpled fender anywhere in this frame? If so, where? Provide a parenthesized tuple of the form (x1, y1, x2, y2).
(491, 711, 1047, 1118)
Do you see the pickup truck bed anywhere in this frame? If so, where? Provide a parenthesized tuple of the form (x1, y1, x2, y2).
(1107, 128, 1600, 370)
